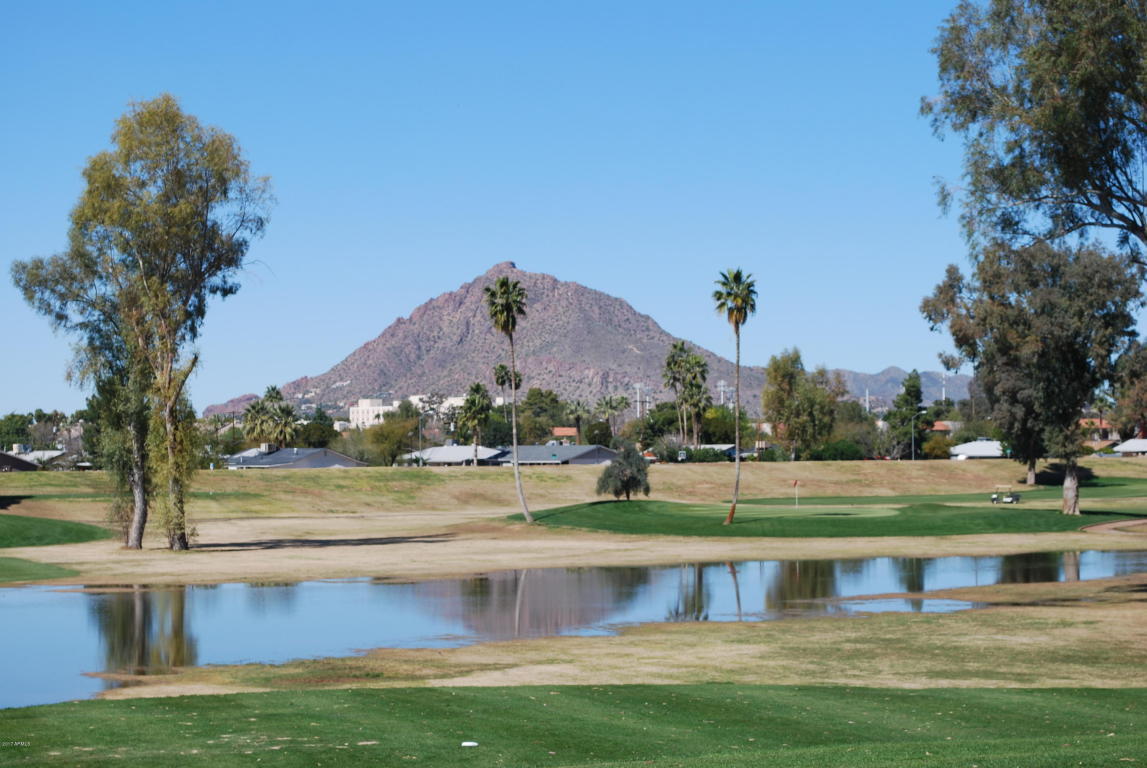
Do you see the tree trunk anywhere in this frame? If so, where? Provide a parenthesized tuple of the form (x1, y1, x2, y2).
(510, 338, 533, 523)
(473, 433, 479, 467)
(126, 418, 149, 549)
(724, 328, 741, 525)
(164, 403, 190, 550)
(1062, 459, 1080, 515)
(1026, 459, 1037, 486)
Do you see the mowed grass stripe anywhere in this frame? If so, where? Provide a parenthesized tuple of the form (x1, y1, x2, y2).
(0, 556, 78, 583)
(3, 686, 1144, 767)
(523, 499, 1145, 537)
(0, 513, 111, 548)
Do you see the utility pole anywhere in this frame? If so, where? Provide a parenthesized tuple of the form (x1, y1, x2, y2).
(717, 380, 729, 406)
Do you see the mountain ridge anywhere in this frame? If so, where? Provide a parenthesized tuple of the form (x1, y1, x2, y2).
(203, 262, 968, 417)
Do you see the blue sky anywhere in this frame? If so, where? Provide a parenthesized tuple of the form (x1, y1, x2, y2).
(1, 1, 971, 415)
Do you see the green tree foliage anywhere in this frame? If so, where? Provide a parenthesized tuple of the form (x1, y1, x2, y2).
(760, 349, 843, 460)
(458, 382, 493, 465)
(1113, 343, 1147, 439)
(923, 240, 1142, 513)
(366, 418, 418, 466)
(713, 268, 757, 525)
(299, 421, 337, 448)
(805, 439, 865, 461)
(520, 388, 565, 444)
(595, 444, 651, 501)
(485, 276, 532, 522)
(884, 371, 927, 460)
(13, 95, 271, 550)
(585, 421, 612, 447)
(922, 433, 956, 460)
(699, 405, 756, 447)
(0, 413, 32, 452)
(923, 0, 1147, 255)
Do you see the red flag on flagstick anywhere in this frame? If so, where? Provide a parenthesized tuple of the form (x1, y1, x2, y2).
(792, 480, 799, 487)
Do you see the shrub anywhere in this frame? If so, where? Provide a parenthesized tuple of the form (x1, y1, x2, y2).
(595, 445, 651, 501)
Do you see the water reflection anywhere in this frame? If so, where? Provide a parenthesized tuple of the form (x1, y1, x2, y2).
(89, 586, 197, 673)
(2, 548, 1146, 709)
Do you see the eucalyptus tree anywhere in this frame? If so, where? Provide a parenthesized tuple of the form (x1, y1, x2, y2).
(713, 269, 757, 525)
(922, 240, 1141, 513)
(27, 94, 272, 549)
(485, 276, 533, 523)
(924, 0, 1147, 257)
(459, 382, 494, 466)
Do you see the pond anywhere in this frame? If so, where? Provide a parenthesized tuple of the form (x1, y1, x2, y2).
(3, 549, 1145, 709)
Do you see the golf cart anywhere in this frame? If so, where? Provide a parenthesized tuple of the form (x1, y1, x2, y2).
(990, 485, 1021, 504)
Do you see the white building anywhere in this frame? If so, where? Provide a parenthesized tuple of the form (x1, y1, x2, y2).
(949, 438, 1004, 459)
(348, 394, 499, 430)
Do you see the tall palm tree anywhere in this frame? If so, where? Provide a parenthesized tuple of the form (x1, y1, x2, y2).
(663, 341, 690, 443)
(681, 352, 710, 446)
(568, 399, 592, 444)
(713, 268, 757, 526)
(459, 382, 493, 467)
(485, 276, 533, 523)
(493, 364, 510, 418)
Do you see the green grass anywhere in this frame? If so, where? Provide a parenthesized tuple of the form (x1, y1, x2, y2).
(524, 498, 1145, 537)
(0, 513, 111, 548)
(0, 556, 78, 583)
(2, 685, 1144, 766)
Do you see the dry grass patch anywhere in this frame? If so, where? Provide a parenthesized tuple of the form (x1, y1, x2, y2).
(101, 572, 1147, 699)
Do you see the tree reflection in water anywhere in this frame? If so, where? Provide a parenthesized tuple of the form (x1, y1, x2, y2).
(413, 566, 653, 639)
(667, 564, 709, 622)
(89, 586, 197, 676)
(766, 559, 839, 615)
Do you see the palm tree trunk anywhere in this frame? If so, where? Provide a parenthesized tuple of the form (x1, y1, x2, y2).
(724, 328, 741, 525)
(510, 337, 533, 523)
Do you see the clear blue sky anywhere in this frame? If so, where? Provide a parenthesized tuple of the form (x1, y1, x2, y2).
(1, 1, 971, 415)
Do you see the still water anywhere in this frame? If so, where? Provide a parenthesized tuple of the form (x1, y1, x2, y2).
(3, 549, 1145, 709)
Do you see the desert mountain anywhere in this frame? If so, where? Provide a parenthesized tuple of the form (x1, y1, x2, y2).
(204, 262, 967, 417)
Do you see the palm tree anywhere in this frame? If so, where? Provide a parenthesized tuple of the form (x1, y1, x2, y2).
(568, 399, 592, 444)
(596, 396, 621, 436)
(459, 382, 493, 467)
(263, 385, 284, 403)
(663, 341, 690, 443)
(493, 364, 510, 418)
(485, 276, 533, 523)
(681, 353, 710, 446)
(713, 268, 757, 526)
(268, 401, 299, 448)
(243, 399, 272, 443)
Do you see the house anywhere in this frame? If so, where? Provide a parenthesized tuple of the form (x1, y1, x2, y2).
(551, 426, 578, 443)
(930, 420, 963, 434)
(6, 444, 68, 469)
(402, 445, 504, 466)
(497, 444, 618, 465)
(1112, 438, 1147, 456)
(949, 438, 1004, 459)
(226, 446, 365, 469)
(0, 451, 38, 472)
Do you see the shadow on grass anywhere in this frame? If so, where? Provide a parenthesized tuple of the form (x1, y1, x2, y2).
(0, 496, 31, 511)
(1034, 464, 1097, 486)
(193, 533, 455, 551)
